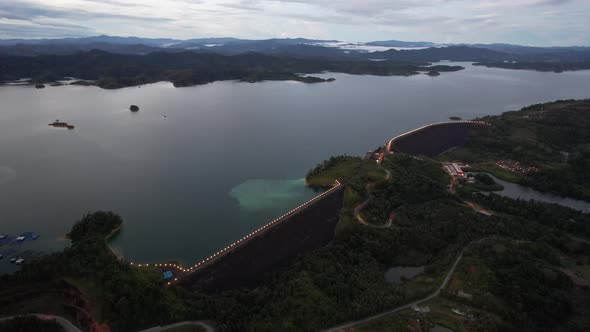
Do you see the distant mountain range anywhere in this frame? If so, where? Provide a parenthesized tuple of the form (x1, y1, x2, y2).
(1, 35, 589, 75)
(1, 35, 588, 57)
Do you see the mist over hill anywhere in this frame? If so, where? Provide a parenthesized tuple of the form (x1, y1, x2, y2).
(1, 35, 589, 80)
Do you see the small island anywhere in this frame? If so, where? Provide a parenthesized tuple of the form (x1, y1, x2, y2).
(48, 120, 75, 130)
(35, 84, 45, 89)
(449, 116, 462, 121)
(129, 105, 140, 112)
(426, 70, 440, 76)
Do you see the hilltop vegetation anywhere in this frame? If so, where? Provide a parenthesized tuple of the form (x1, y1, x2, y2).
(0, 316, 65, 332)
(474, 61, 590, 72)
(441, 99, 590, 201)
(1, 152, 588, 332)
(0, 212, 191, 331)
(1, 100, 589, 331)
(0, 50, 463, 89)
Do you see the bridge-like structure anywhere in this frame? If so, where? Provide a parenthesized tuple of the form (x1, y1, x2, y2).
(386, 120, 490, 153)
(133, 120, 490, 283)
(132, 180, 342, 284)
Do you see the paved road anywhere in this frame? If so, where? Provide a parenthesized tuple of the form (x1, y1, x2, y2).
(324, 249, 465, 332)
(139, 320, 214, 332)
(0, 314, 82, 332)
(353, 161, 393, 228)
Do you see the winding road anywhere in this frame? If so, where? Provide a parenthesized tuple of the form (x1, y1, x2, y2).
(0, 314, 82, 332)
(324, 249, 465, 332)
(353, 155, 393, 228)
(139, 320, 214, 332)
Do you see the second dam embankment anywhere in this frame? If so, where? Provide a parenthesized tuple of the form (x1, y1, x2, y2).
(390, 122, 487, 157)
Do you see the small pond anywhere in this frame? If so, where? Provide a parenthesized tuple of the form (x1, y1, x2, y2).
(384, 266, 424, 284)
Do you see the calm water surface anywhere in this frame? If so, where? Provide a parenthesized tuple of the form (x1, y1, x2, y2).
(1, 63, 590, 271)
(384, 266, 424, 284)
(485, 174, 590, 212)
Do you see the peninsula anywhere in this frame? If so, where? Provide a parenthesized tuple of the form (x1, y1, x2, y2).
(2, 99, 589, 332)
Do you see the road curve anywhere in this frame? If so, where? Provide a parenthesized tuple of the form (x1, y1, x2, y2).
(0, 314, 82, 332)
(139, 320, 214, 332)
(323, 249, 464, 332)
(353, 161, 393, 228)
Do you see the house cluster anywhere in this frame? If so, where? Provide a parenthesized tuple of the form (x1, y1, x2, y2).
(496, 160, 538, 175)
(366, 150, 392, 163)
(443, 162, 471, 180)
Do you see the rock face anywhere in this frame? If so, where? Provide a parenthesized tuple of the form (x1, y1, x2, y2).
(129, 105, 140, 112)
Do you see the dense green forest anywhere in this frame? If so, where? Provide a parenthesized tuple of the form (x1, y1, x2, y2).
(0, 212, 191, 331)
(0, 316, 65, 332)
(441, 99, 590, 201)
(474, 61, 590, 72)
(1, 100, 589, 331)
(0, 50, 463, 89)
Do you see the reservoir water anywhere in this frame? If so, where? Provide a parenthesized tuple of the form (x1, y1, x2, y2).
(1, 62, 590, 271)
(485, 174, 590, 212)
(384, 266, 424, 284)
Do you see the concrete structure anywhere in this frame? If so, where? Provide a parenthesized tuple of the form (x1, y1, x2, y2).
(458, 290, 474, 301)
(134, 180, 343, 284)
(443, 162, 466, 178)
(162, 271, 173, 280)
(385, 120, 491, 154)
(452, 163, 464, 176)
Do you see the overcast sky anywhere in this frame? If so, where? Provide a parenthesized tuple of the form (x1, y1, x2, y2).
(0, 0, 588, 45)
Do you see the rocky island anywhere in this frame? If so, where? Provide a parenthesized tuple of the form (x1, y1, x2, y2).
(129, 105, 140, 112)
(48, 120, 75, 130)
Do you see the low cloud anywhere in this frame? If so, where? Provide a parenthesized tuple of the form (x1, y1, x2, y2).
(0, 0, 587, 46)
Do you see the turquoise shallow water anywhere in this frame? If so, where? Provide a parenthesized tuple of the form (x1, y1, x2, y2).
(1, 62, 590, 272)
(230, 178, 316, 211)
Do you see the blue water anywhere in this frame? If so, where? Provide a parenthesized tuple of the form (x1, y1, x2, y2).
(1, 63, 590, 272)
